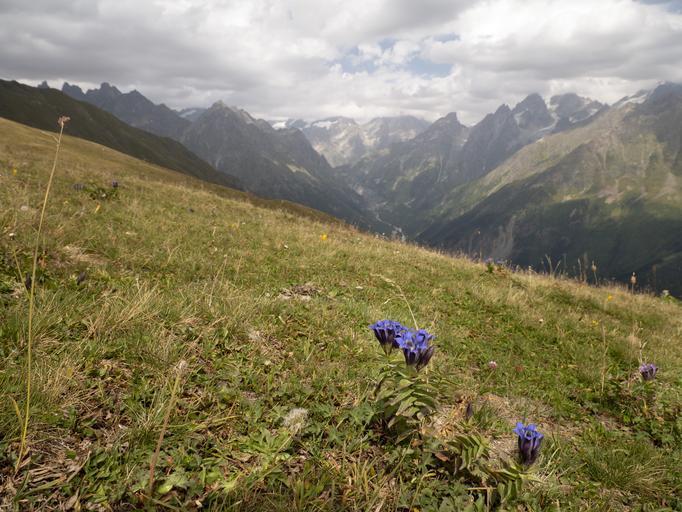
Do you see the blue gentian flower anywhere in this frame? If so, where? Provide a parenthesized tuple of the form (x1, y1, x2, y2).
(514, 422, 543, 465)
(639, 363, 658, 381)
(396, 329, 435, 371)
(369, 320, 406, 356)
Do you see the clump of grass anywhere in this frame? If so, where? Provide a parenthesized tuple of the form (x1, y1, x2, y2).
(580, 427, 672, 498)
(15, 115, 69, 471)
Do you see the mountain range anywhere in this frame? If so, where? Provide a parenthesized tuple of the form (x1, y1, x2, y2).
(419, 85, 682, 293)
(178, 102, 382, 230)
(338, 92, 605, 234)
(53, 81, 387, 231)
(5, 79, 682, 294)
(272, 116, 430, 167)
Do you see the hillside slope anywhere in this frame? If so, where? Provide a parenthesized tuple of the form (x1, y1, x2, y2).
(0, 80, 239, 190)
(0, 118, 680, 510)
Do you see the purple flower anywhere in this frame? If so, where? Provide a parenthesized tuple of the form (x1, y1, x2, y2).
(514, 422, 543, 466)
(369, 320, 406, 356)
(639, 363, 658, 381)
(76, 271, 87, 285)
(396, 329, 435, 371)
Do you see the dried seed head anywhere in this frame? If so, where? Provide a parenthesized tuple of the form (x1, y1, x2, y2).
(283, 408, 308, 434)
(58, 116, 71, 128)
(176, 360, 188, 373)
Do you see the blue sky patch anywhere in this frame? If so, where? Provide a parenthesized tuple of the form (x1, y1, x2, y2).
(638, 0, 682, 12)
(433, 33, 460, 43)
(408, 57, 452, 77)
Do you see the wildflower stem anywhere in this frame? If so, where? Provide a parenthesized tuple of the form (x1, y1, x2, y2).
(398, 284, 419, 331)
(600, 325, 608, 396)
(388, 279, 419, 330)
(148, 361, 186, 496)
(372, 273, 419, 329)
(15, 121, 65, 472)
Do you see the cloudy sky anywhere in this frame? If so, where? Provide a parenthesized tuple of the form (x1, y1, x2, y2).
(3, 0, 682, 124)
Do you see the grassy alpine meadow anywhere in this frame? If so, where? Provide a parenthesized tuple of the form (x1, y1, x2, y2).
(0, 116, 681, 511)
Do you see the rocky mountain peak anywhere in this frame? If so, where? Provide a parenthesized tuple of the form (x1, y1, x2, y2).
(99, 82, 119, 92)
(205, 101, 258, 124)
(549, 93, 603, 119)
(62, 82, 86, 101)
(209, 100, 227, 110)
(493, 104, 512, 117)
(512, 93, 553, 130)
(439, 112, 463, 125)
(646, 82, 682, 105)
(409, 112, 466, 147)
(93, 82, 122, 99)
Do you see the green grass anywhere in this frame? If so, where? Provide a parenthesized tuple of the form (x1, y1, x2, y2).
(0, 117, 681, 510)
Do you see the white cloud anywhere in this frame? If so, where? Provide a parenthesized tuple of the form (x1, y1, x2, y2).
(425, 0, 682, 119)
(1, 0, 682, 124)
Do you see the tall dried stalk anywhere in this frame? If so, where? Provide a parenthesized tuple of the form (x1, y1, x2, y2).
(15, 116, 69, 471)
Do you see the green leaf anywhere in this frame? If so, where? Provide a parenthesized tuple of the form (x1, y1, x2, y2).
(389, 390, 416, 407)
(397, 406, 419, 418)
(394, 396, 417, 416)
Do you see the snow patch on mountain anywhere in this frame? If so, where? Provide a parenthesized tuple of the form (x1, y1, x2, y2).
(312, 120, 338, 129)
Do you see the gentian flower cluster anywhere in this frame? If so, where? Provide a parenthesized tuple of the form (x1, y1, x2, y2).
(370, 320, 406, 356)
(399, 329, 435, 371)
(639, 363, 658, 381)
(514, 422, 543, 466)
(369, 320, 435, 371)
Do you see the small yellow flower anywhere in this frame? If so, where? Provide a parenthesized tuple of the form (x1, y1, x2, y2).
(320, 233, 328, 241)
(592, 320, 599, 326)
(12, 168, 17, 176)
(607, 295, 613, 301)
